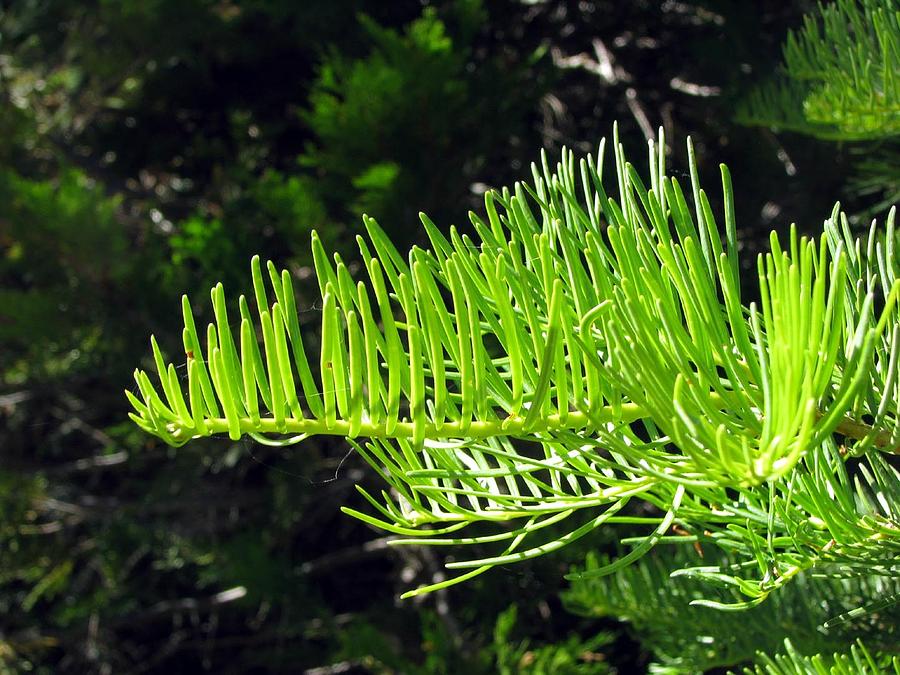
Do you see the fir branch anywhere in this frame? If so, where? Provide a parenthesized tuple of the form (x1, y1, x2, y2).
(128, 126, 900, 601)
(737, 0, 900, 141)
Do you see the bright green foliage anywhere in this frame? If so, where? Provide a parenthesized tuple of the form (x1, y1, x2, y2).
(737, 0, 899, 140)
(130, 128, 900, 618)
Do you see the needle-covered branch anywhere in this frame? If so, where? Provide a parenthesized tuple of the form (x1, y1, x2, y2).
(129, 126, 900, 600)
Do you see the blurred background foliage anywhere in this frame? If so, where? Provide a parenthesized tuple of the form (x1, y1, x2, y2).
(736, 0, 899, 214)
(1, 1, 896, 673)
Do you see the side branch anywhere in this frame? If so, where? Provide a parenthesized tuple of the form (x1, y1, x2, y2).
(834, 416, 900, 455)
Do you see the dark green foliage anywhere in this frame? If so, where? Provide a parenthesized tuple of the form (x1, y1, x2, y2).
(565, 547, 900, 672)
(167, 169, 331, 292)
(0, 168, 129, 380)
(300, 3, 542, 240)
(849, 141, 900, 215)
(493, 606, 614, 674)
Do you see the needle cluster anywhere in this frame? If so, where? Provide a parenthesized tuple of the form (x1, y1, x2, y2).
(129, 128, 899, 613)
